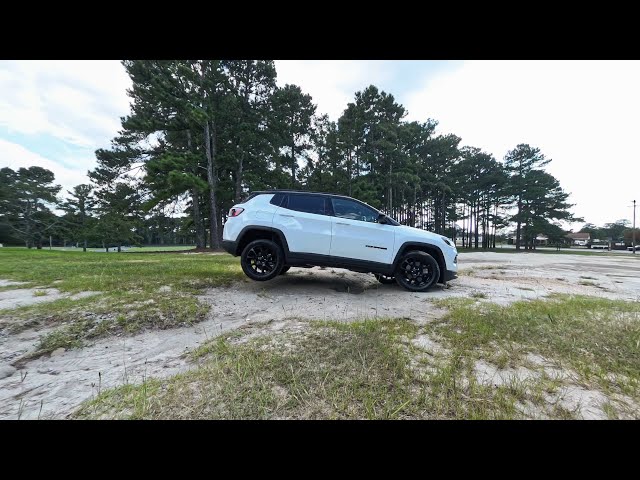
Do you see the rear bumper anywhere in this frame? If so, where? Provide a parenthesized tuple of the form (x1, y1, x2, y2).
(222, 240, 237, 256)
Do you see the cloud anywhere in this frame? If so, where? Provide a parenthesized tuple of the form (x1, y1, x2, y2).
(405, 60, 640, 227)
(0, 139, 92, 196)
(275, 60, 393, 120)
(0, 60, 131, 148)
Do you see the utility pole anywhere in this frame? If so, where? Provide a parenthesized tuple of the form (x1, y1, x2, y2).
(633, 199, 636, 255)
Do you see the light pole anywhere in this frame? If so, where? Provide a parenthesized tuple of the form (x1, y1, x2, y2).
(633, 199, 636, 255)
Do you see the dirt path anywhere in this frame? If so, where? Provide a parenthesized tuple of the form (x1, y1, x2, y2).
(1, 251, 639, 419)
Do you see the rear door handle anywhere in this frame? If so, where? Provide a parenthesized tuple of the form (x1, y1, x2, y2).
(279, 214, 295, 217)
(336, 222, 349, 225)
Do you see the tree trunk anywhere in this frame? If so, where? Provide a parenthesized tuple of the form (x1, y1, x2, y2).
(83, 239, 87, 253)
(388, 160, 393, 213)
(235, 151, 245, 202)
(192, 189, 205, 249)
(474, 202, 479, 249)
(204, 120, 220, 249)
(117, 242, 121, 253)
(291, 140, 296, 188)
(515, 196, 523, 250)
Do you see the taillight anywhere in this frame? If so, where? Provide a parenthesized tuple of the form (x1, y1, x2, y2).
(228, 207, 244, 217)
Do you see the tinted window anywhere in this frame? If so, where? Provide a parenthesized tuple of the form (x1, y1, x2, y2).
(331, 198, 378, 223)
(269, 193, 285, 206)
(286, 194, 327, 215)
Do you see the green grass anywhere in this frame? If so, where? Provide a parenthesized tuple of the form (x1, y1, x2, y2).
(0, 248, 243, 356)
(74, 294, 640, 419)
(77, 306, 632, 420)
(75, 319, 427, 419)
(77, 317, 543, 420)
(4, 245, 196, 253)
(0, 248, 239, 294)
(431, 295, 640, 400)
(125, 246, 197, 252)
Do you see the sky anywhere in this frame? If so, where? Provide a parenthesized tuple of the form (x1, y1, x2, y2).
(1, 60, 638, 229)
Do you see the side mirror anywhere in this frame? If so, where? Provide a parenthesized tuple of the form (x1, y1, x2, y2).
(377, 213, 387, 224)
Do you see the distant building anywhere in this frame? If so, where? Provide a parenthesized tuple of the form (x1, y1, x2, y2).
(507, 234, 549, 245)
(565, 232, 590, 246)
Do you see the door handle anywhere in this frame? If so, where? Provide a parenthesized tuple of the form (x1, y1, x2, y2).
(336, 222, 349, 225)
(279, 214, 295, 217)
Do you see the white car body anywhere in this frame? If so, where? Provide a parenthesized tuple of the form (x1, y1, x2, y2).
(222, 191, 458, 283)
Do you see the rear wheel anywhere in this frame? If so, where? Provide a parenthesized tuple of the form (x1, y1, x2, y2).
(374, 273, 395, 284)
(240, 239, 284, 281)
(394, 250, 440, 292)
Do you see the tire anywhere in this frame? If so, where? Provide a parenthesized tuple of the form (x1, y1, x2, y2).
(240, 239, 284, 282)
(374, 273, 396, 284)
(394, 250, 440, 292)
(279, 266, 291, 275)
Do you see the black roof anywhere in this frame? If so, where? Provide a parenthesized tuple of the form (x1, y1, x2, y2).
(243, 190, 400, 225)
(249, 189, 355, 200)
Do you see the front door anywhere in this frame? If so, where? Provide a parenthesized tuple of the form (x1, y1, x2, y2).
(329, 197, 395, 264)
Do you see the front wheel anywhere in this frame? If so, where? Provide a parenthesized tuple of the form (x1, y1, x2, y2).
(240, 239, 284, 281)
(394, 250, 440, 292)
(279, 266, 291, 275)
(374, 273, 396, 284)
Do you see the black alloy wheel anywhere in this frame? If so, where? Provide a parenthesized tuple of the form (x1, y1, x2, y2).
(240, 239, 284, 281)
(374, 273, 396, 284)
(394, 251, 440, 292)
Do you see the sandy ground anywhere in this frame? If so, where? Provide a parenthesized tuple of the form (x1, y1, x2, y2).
(0, 251, 639, 419)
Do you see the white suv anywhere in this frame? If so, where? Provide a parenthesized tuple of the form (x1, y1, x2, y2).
(222, 191, 458, 292)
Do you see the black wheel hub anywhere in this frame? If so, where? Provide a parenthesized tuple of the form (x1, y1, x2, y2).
(399, 257, 434, 287)
(246, 245, 277, 276)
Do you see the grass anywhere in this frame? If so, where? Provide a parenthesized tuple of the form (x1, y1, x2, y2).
(431, 295, 640, 402)
(75, 319, 428, 419)
(76, 294, 640, 420)
(0, 248, 240, 294)
(4, 245, 197, 253)
(125, 246, 196, 252)
(76, 317, 555, 420)
(0, 248, 243, 356)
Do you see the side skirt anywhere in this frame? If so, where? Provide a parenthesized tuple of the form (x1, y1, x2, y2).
(285, 253, 395, 276)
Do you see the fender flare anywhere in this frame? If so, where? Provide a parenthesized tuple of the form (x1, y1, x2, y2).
(235, 226, 290, 257)
(392, 241, 446, 282)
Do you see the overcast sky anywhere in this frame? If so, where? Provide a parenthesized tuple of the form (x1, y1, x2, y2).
(1, 60, 638, 229)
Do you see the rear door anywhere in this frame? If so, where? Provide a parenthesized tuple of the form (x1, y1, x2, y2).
(329, 197, 395, 264)
(274, 194, 332, 255)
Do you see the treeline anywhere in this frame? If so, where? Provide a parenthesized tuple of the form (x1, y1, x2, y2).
(579, 220, 639, 245)
(0, 166, 194, 249)
(1, 60, 580, 251)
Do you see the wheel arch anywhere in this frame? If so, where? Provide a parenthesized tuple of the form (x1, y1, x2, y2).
(235, 226, 290, 258)
(393, 242, 446, 284)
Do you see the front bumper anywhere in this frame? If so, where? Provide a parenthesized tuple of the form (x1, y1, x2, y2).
(444, 269, 458, 282)
(222, 240, 237, 255)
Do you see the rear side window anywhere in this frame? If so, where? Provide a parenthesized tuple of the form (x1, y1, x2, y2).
(285, 194, 327, 215)
(269, 193, 286, 206)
